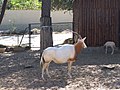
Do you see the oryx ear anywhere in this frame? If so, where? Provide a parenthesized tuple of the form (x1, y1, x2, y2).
(82, 37, 86, 41)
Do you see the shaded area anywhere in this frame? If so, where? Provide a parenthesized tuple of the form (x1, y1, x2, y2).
(0, 47, 120, 89)
(76, 47, 120, 65)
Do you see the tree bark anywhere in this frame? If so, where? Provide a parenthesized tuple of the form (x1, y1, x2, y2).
(0, 0, 8, 24)
(40, 0, 53, 52)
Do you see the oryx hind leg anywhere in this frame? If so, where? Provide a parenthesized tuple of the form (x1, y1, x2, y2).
(41, 62, 51, 80)
(45, 62, 51, 78)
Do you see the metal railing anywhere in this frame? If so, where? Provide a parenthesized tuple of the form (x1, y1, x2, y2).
(0, 22, 73, 50)
(27, 22, 73, 49)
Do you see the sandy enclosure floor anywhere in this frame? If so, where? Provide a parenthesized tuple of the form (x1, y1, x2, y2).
(0, 47, 120, 90)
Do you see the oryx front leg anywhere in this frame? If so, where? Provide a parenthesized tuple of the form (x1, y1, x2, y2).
(111, 46, 114, 55)
(68, 61, 73, 78)
(105, 46, 107, 54)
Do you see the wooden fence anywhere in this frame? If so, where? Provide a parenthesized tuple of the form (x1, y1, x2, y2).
(73, 0, 120, 46)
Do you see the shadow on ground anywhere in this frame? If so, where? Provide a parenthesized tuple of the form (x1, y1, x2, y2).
(0, 47, 120, 89)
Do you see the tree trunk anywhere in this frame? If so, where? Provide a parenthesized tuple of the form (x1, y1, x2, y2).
(0, 0, 8, 24)
(40, 0, 53, 52)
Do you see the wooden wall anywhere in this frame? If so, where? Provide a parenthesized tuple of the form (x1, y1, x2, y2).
(73, 0, 120, 46)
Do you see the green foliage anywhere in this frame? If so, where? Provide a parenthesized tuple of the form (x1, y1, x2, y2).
(6, 0, 73, 10)
(7, 0, 42, 10)
(0, 0, 3, 9)
(51, 0, 73, 11)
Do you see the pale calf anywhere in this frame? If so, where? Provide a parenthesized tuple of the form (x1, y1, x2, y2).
(104, 41, 116, 55)
(40, 33, 87, 80)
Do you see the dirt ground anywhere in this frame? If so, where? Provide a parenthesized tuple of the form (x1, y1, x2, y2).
(0, 47, 120, 90)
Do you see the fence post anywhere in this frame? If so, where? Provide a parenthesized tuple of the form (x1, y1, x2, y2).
(28, 24, 31, 48)
(40, 25, 53, 52)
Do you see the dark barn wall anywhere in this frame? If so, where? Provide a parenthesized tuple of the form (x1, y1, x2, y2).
(73, 0, 120, 46)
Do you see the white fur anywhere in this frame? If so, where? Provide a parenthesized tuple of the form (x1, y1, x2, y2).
(40, 37, 87, 80)
(104, 41, 116, 55)
(43, 44, 75, 64)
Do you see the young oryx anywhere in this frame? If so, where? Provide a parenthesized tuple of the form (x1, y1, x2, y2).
(40, 32, 87, 80)
(104, 41, 116, 55)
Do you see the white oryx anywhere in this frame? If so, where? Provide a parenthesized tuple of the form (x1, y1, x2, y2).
(104, 41, 116, 55)
(40, 31, 87, 80)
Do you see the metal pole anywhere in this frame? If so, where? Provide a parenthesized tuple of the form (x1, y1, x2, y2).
(28, 24, 31, 48)
(17, 35, 19, 45)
